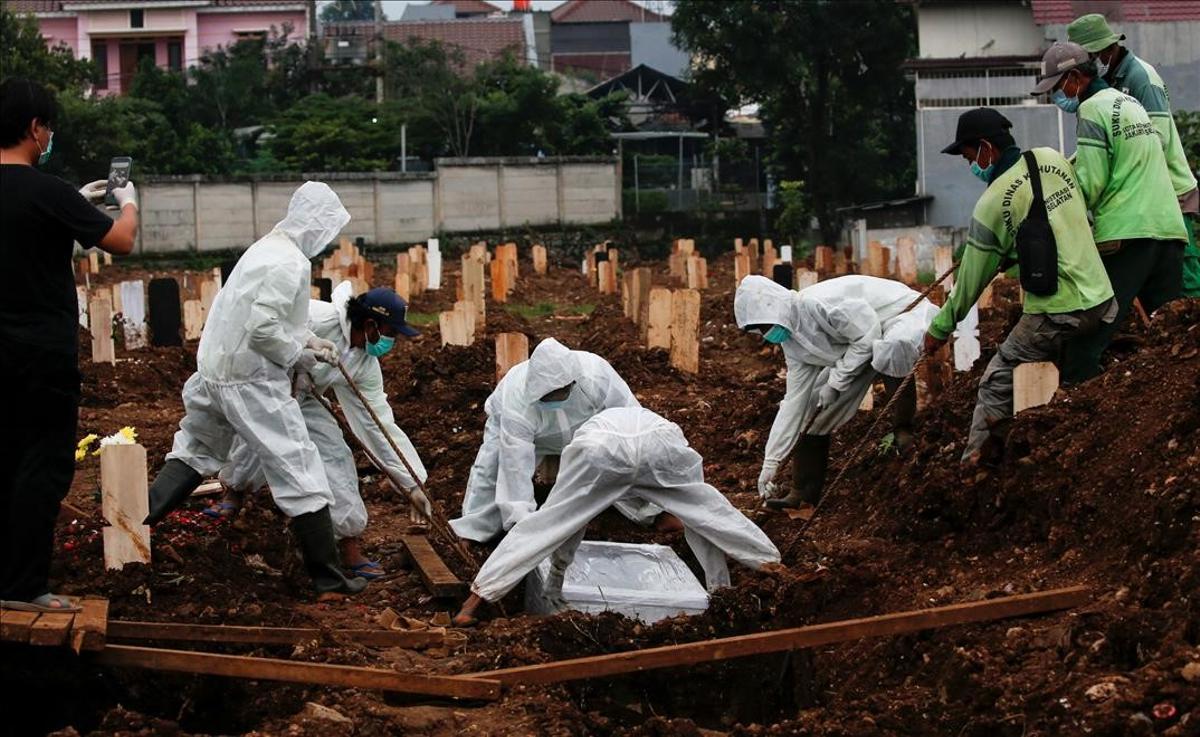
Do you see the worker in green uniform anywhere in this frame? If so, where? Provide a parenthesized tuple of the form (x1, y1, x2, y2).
(926, 108, 1115, 465)
(1031, 42, 1188, 383)
(1068, 13, 1200, 297)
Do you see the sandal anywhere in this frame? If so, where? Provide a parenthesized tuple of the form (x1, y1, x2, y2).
(202, 500, 240, 519)
(1, 593, 82, 613)
(346, 561, 387, 580)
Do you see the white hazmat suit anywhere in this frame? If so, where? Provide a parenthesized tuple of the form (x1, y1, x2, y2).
(450, 338, 660, 542)
(219, 281, 428, 538)
(470, 407, 781, 603)
(165, 182, 350, 519)
(733, 275, 937, 489)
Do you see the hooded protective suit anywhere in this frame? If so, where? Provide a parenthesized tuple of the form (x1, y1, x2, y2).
(470, 407, 781, 603)
(219, 281, 427, 538)
(450, 338, 660, 542)
(165, 182, 351, 519)
(734, 275, 936, 482)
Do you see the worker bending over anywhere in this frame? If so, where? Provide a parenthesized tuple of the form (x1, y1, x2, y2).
(450, 337, 675, 543)
(144, 182, 366, 596)
(735, 274, 937, 510)
(928, 107, 1115, 464)
(453, 407, 781, 626)
(212, 282, 431, 579)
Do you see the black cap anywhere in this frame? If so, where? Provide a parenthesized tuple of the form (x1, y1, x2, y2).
(358, 288, 420, 337)
(941, 108, 1013, 155)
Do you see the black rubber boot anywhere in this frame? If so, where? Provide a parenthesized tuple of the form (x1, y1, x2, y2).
(883, 376, 917, 452)
(144, 459, 203, 525)
(291, 506, 368, 595)
(766, 434, 831, 510)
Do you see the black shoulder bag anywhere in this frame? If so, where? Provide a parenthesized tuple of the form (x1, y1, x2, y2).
(1015, 150, 1058, 296)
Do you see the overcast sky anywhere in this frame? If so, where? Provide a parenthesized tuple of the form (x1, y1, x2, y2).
(353, 0, 674, 19)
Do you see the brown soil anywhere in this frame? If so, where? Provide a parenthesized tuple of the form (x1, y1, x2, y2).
(8, 251, 1198, 737)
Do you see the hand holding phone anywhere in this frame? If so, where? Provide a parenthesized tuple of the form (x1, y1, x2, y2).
(104, 157, 132, 208)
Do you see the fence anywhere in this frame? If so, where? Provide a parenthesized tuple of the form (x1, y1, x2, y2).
(135, 157, 620, 254)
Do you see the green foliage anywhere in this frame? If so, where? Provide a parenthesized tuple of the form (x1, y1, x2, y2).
(0, 7, 94, 92)
(623, 189, 669, 214)
(1176, 110, 1200, 172)
(504, 302, 596, 319)
(267, 93, 399, 171)
(320, 0, 376, 23)
(673, 0, 917, 245)
(774, 179, 809, 243)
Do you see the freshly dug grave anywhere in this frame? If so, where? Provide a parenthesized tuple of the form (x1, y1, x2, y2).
(11, 253, 1197, 737)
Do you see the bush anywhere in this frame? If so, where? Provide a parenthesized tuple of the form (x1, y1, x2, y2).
(623, 189, 670, 214)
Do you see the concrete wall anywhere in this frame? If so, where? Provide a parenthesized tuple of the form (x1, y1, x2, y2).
(917, 2, 1045, 58)
(136, 157, 618, 253)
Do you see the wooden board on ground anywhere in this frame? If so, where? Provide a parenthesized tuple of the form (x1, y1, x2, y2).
(463, 586, 1088, 686)
(1013, 361, 1059, 414)
(29, 612, 74, 647)
(494, 332, 529, 382)
(94, 644, 500, 700)
(72, 597, 109, 653)
(107, 621, 444, 649)
(646, 288, 673, 350)
(100, 443, 151, 570)
(0, 610, 40, 643)
(669, 289, 701, 374)
(400, 536, 467, 598)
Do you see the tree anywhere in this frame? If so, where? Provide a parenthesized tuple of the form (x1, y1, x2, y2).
(672, 0, 917, 245)
(0, 7, 94, 91)
(320, 1, 376, 23)
(266, 93, 399, 171)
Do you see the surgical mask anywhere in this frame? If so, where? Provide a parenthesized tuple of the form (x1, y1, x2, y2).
(539, 399, 568, 411)
(1052, 89, 1080, 113)
(365, 333, 394, 358)
(36, 131, 53, 166)
(763, 325, 791, 344)
(970, 160, 994, 183)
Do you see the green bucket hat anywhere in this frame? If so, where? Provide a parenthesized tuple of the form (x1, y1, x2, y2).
(1067, 13, 1125, 53)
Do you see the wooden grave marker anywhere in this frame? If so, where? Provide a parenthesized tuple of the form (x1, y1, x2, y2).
(646, 288, 673, 350)
(669, 289, 701, 374)
(100, 443, 151, 570)
(183, 300, 204, 341)
(896, 236, 918, 285)
(147, 278, 182, 348)
(795, 268, 819, 290)
(89, 293, 115, 364)
(532, 244, 548, 275)
(118, 280, 147, 349)
(495, 333, 529, 382)
(772, 263, 793, 289)
(1014, 362, 1059, 414)
(814, 246, 834, 275)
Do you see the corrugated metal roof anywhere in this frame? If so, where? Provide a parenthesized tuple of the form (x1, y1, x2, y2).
(551, 0, 666, 24)
(1031, 0, 1200, 25)
(324, 17, 526, 68)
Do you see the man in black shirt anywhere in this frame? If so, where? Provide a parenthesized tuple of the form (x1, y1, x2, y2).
(0, 78, 139, 611)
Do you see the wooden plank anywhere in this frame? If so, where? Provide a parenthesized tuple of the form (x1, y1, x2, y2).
(814, 245, 834, 275)
(934, 245, 955, 290)
(401, 536, 467, 598)
(100, 443, 151, 570)
(0, 610, 40, 643)
(88, 250, 100, 273)
(183, 300, 204, 341)
(94, 644, 500, 700)
(685, 256, 703, 290)
(72, 597, 109, 653)
(867, 241, 887, 277)
(439, 310, 470, 348)
(29, 611, 74, 647)
(896, 236, 918, 285)
(734, 253, 751, 285)
(794, 268, 819, 291)
(494, 333, 529, 382)
(646, 288, 673, 350)
(199, 279, 219, 318)
(597, 261, 616, 295)
(453, 300, 477, 342)
(1013, 361, 1059, 414)
(89, 294, 115, 364)
(465, 586, 1089, 686)
(460, 257, 486, 325)
(118, 280, 147, 349)
(669, 289, 701, 374)
(761, 244, 777, 277)
(107, 621, 444, 649)
(635, 267, 652, 334)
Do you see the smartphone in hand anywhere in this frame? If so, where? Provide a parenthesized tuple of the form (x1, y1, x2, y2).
(104, 156, 133, 207)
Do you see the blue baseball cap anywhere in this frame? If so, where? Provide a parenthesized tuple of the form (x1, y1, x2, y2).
(358, 288, 420, 337)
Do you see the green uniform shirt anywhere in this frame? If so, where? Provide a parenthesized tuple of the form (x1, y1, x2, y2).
(1108, 50, 1198, 199)
(930, 147, 1114, 340)
(1075, 86, 1187, 243)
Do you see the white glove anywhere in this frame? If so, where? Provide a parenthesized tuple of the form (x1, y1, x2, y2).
(817, 384, 839, 411)
(79, 180, 107, 204)
(292, 370, 315, 398)
(112, 182, 137, 210)
(407, 487, 432, 525)
(294, 349, 319, 372)
(305, 335, 338, 364)
(757, 463, 779, 500)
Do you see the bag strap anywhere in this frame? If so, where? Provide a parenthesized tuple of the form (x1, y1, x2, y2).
(1023, 150, 1047, 219)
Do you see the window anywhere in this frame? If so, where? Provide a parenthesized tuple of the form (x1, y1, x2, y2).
(92, 41, 108, 89)
(168, 40, 182, 71)
(130, 8, 144, 28)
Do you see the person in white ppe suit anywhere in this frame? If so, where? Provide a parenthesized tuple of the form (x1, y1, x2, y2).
(143, 182, 365, 596)
(450, 338, 673, 543)
(452, 407, 781, 626)
(210, 282, 432, 579)
(734, 275, 937, 511)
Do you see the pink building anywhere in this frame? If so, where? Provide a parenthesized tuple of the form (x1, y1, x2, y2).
(8, 0, 310, 94)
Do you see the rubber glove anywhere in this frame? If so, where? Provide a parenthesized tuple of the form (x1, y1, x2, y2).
(79, 180, 107, 204)
(294, 349, 319, 373)
(407, 486, 433, 525)
(757, 461, 778, 499)
(292, 370, 315, 398)
(112, 182, 138, 210)
(305, 335, 338, 364)
(817, 384, 839, 411)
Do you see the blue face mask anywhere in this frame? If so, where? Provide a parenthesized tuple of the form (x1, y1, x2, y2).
(365, 333, 394, 358)
(763, 325, 791, 344)
(970, 160, 994, 183)
(1052, 89, 1080, 113)
(539, 399, 568, 411)
(36, 131, 53, 166)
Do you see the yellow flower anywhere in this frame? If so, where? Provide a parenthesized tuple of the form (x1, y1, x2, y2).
(75, 434, 99, 462)
(95, 426, 139, 455)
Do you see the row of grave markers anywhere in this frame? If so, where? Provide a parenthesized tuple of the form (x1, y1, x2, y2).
(439, 242, 547, 349)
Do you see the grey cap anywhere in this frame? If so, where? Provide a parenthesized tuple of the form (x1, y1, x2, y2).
(1032, 41, 1090, 94)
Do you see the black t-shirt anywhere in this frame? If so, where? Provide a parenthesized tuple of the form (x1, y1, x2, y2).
(0, 164, 115, 355)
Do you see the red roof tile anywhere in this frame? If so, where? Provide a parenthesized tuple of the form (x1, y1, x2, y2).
(324, 18, 526, 68)
(1031, 0, 1200, 25)
(5, 1, 64, 12)
(6, 0, 305, 11)
(429, 0, 502, 16)
(551, 0, 665, 24)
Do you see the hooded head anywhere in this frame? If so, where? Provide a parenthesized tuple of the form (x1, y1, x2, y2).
(525, 337, 581, 402)
(274, 181, 351, 259)
(734, 275, 799, 335)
